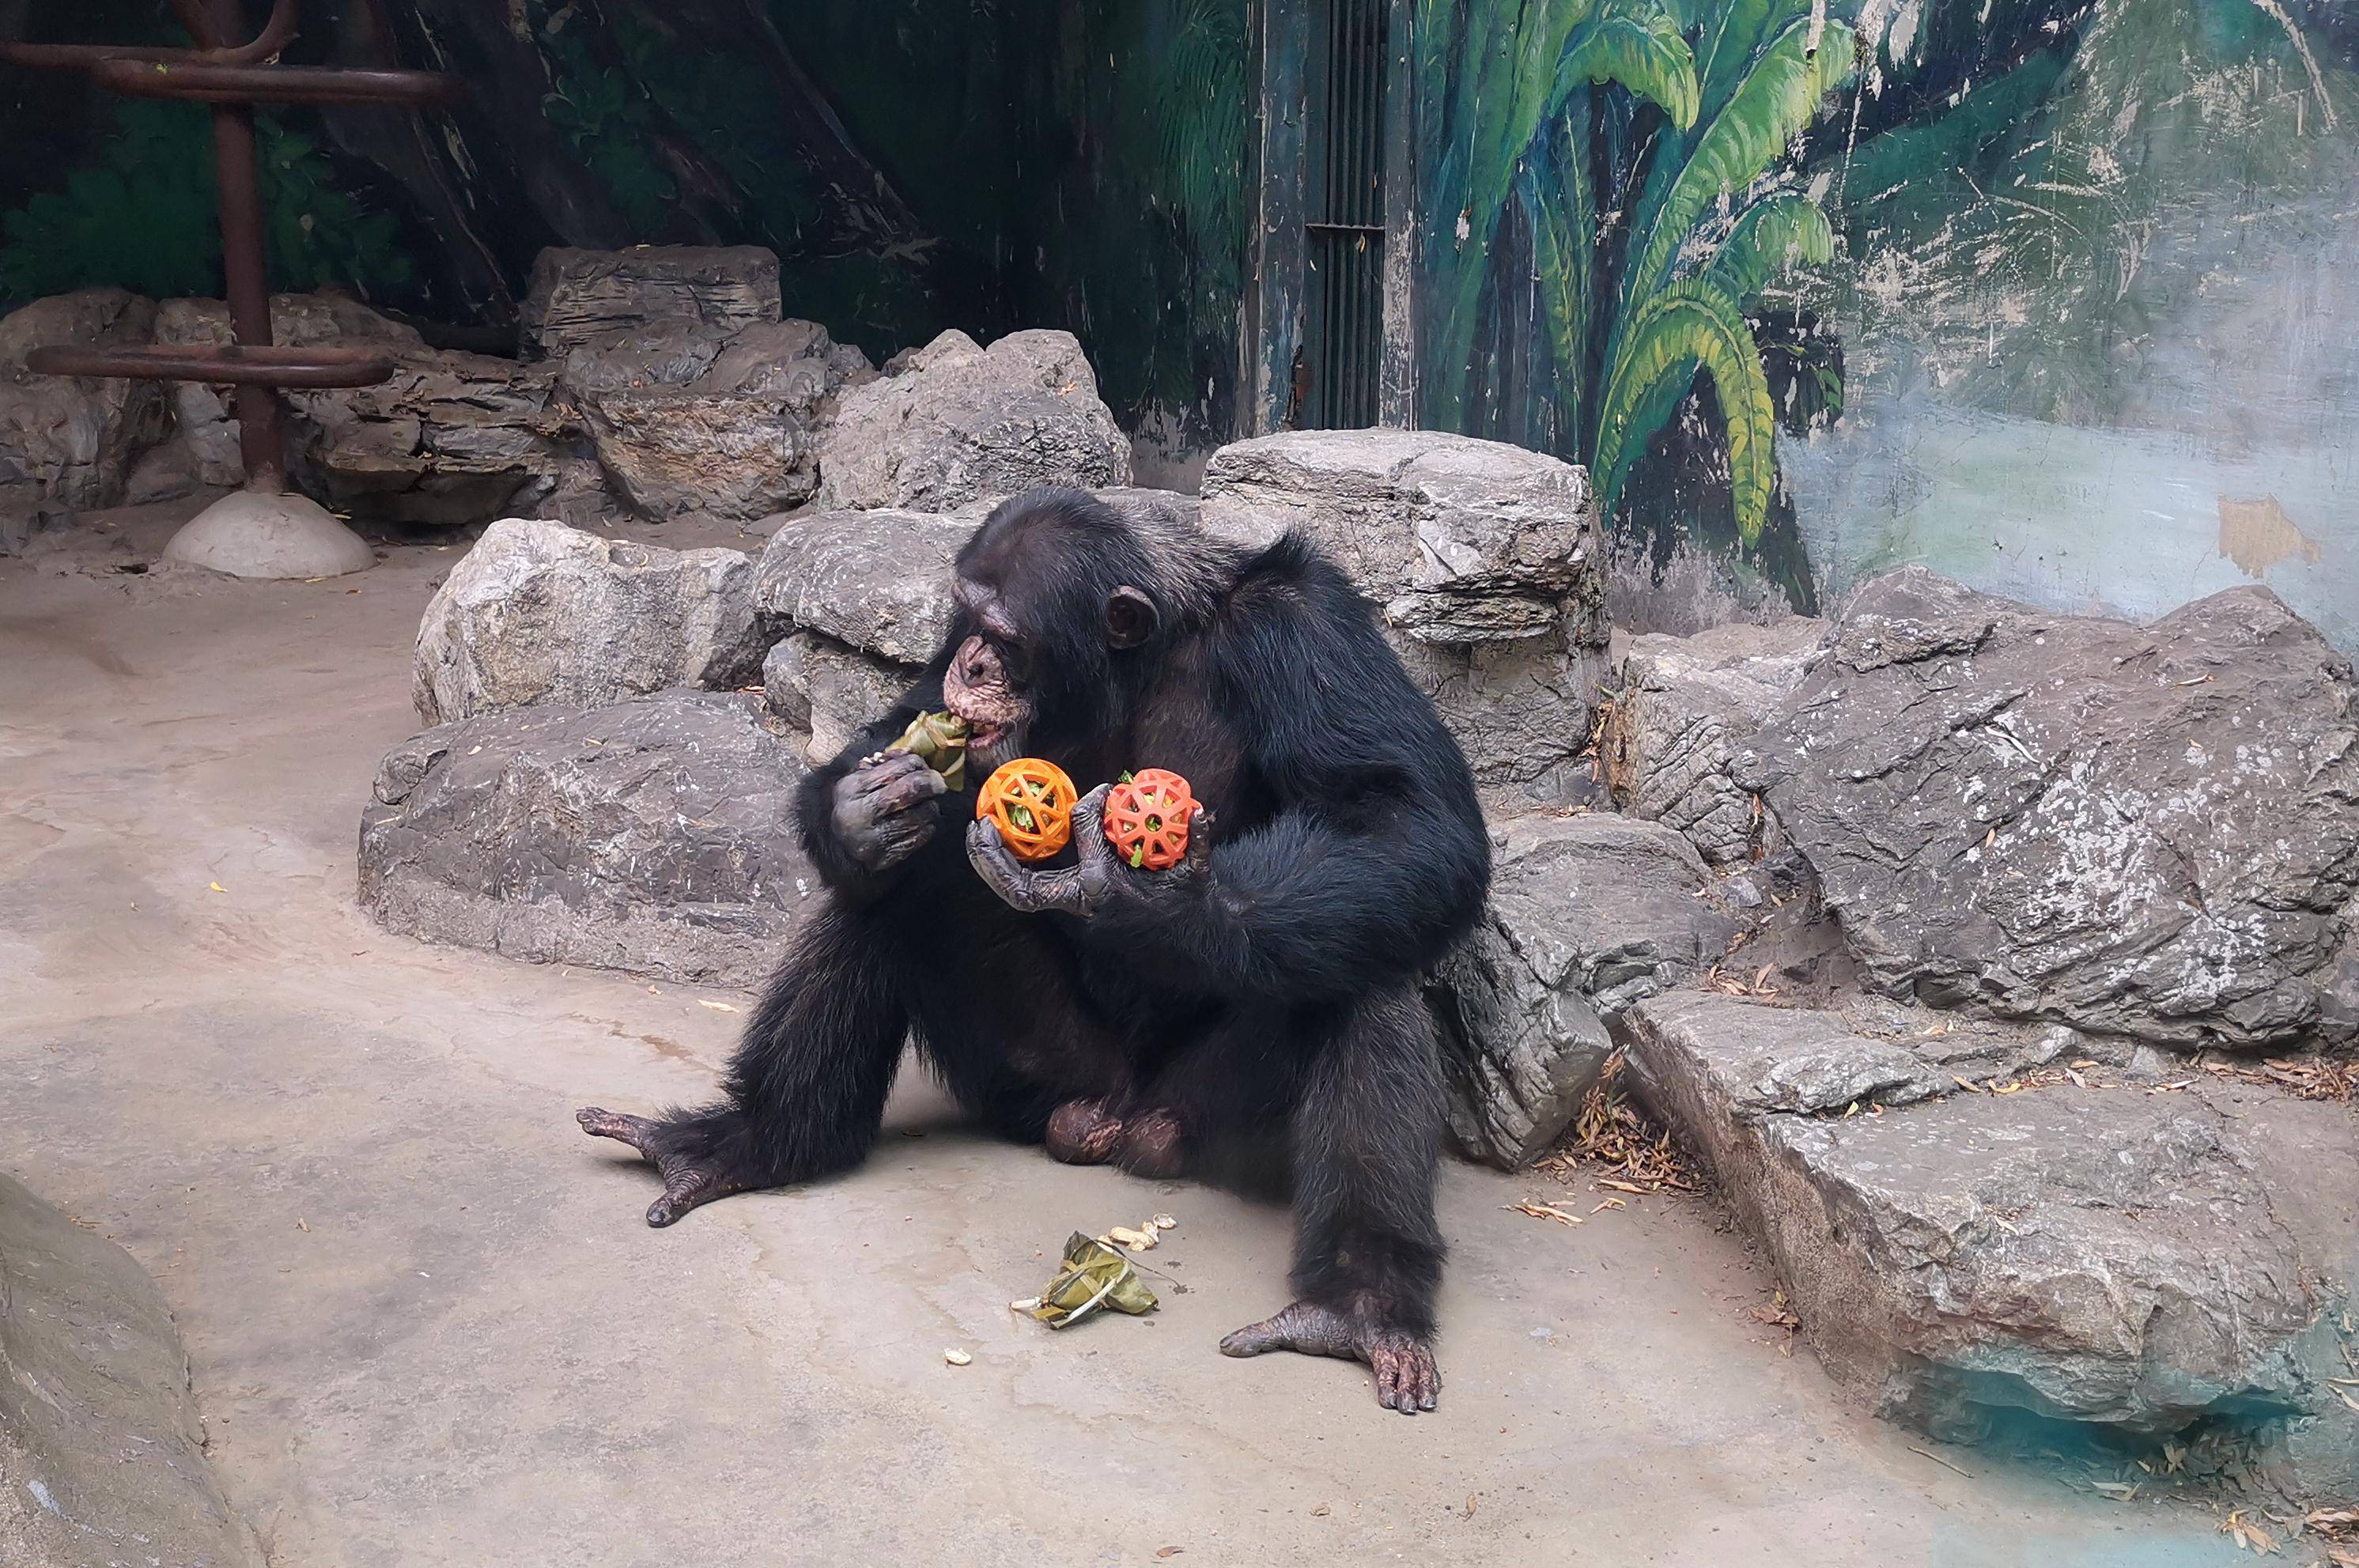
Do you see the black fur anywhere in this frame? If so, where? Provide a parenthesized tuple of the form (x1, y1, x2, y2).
(634, 487, 1488, 1356)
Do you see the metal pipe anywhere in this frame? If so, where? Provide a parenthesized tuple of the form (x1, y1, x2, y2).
(205, 0, 285, 493)
(26, 343, 400, 388)
(92, 59, 463, 107)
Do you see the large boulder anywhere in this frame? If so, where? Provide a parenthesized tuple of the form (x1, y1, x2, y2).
(358, 692, 817, 988)
(522, 244, 784, 359)
(562, 317, 869, 521)
(1737, 569, 2359, 1050)
(0, 288, 170, 508)
(815, 329, 1132, 511)
(1430, 814, 1737, 1168)
(754, 506, 977, 664)
(413, 519, 766, 726)
(1, 1172, 264, 1568)
(1602, 618, 1825, 865)
(1620, 992, 2359, 1491)
(1200, 429, 1610, 810)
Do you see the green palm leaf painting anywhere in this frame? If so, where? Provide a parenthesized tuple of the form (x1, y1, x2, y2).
(1420, 0, 1855, 549)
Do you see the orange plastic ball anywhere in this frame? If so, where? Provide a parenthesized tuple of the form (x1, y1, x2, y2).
(975, 758, 1078, 862)
(1102, 768, 1197, 871)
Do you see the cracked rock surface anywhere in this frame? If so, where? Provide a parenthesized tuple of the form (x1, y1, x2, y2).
(1604, 617, 1824, 865)
(359, 691, 817, 988)
(815, 329, 1131, 511)
(414, 519, 768, 726)
(1430, 814, 1737, 1169)
(1620, 990, 2359, 1492)
(1737, 567, 2359, 1050)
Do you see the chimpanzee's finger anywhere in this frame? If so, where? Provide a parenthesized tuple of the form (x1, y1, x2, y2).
(965, 818, 1035, 907)
(874, 763, 950, 815)
(845, 750, 928, 795)
(1068, 784, 1113, 866)
(1182, 806, 1216, 876)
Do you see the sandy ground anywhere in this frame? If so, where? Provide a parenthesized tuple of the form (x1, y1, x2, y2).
(0, 501, 2249, 1567)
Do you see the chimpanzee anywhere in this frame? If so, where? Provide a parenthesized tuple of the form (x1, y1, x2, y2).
(576, 486, 1491, 1412)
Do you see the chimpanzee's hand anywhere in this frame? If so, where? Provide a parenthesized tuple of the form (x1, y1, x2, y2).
(831, 750, 949, 872)
(966, 782, 1212, 919)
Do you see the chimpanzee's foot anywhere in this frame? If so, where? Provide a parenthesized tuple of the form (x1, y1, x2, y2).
(576, 1106, 751, 1227)
(1114, 1108, 1186, 1178)
(1045, 1098, 1125, 1165)
(1219, 1299, 1441, 1414)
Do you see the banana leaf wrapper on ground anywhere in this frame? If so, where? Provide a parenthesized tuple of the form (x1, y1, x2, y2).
(1023, 1232, 1158, 1328)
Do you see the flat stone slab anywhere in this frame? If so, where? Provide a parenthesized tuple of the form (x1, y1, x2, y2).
(1620, 991, 2359, 1491)
(523, 245, 784, 358)
(358, 691, 818, 988)
(1, 1172, 263, 1567)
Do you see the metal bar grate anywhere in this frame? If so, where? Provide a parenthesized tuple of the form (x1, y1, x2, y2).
(1302, 0, 1387, 430)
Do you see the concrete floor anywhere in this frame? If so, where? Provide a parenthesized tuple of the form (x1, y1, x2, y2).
(0, 507, 2251, 1567)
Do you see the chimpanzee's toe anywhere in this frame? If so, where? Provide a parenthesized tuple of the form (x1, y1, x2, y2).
(1219, 1299, 1440, 1412)
(1045, 1098, 1125, 1164)
(1114, 1109, 1186, 1178)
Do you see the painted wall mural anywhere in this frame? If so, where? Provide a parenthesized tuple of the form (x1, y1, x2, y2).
(1417, 0, 2359, 646)
(4, 1, 2350, 647)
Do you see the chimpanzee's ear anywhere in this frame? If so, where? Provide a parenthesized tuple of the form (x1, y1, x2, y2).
(1106, 585, 1157, 649)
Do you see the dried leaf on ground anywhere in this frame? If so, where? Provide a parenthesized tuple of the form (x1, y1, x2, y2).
(1536, 1055, 1701, 1196)
(2221, 1509, 2278, 1555)
(1508, 1202, 1582, 1226)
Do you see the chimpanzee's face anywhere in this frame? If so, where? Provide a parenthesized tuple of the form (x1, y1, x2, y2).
(939, 616, 1031, 773)
(940, 498, 1161, 774)
(939, 567, 1157, 774)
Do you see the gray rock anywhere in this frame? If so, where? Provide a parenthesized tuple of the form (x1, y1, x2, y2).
(1620, 991, 2359, 1487)
(0, 288, 169, 508)
(0, 494, 74, 557)
(754, 507, 977, 663)
(815, 329, 1132, 510)
(1199, 429, 1609, 809)
(522, 245, 784, 358)
(762, 630, 919, 764)
(1431, 814, 1737, 1168)
(358, 692, 818, 988)
(0, 1171, 264, 1568)
(561, 318, 867, 522)
(1603, 618, 1825, 864)
(151, 293, 425, 491)
(131, 293, 569, 524)
(294, 346, 569, 528)
(1737, 568, 2359, 1050)
(413, 519, 766, 726)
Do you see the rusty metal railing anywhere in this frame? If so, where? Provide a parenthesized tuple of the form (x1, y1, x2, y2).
(0, 0, 459, 495)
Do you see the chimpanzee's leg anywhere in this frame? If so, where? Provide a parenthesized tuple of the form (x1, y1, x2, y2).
(577, 905, 906, 1226)
(1218, 988, 1447, 1414)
